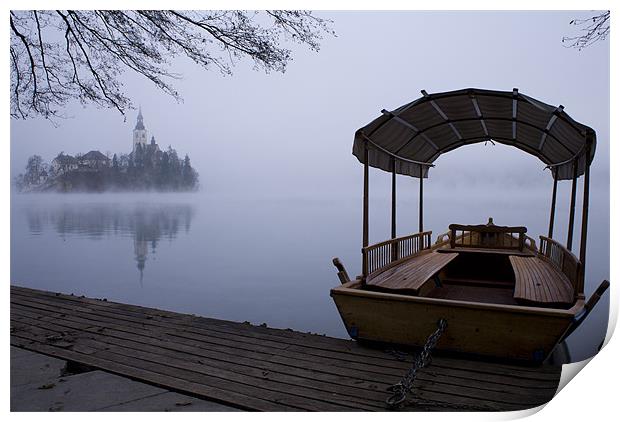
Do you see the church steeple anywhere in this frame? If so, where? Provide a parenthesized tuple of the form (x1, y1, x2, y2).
(135, 107, 145, 131)
(133, 107, 147, 151)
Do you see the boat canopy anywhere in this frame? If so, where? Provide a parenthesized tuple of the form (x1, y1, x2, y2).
(353, 88, 596, 180)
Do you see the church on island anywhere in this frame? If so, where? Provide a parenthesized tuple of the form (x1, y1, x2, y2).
(15, 109, 199, 192)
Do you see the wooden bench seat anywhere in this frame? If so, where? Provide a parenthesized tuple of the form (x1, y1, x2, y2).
(437, 247, 535, 257)
(366, 251, 459, 294)
(509, 256, 575, 305)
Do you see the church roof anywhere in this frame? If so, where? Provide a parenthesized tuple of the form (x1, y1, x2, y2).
(135, 108, 145, 131)
(53, 154, 78, 164)
(82, 150, 109, 161)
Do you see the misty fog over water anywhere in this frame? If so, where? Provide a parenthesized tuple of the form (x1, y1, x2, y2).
(11, 180, 609, 362)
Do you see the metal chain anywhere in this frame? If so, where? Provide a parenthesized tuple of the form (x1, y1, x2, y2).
(385, 319, 447, 409)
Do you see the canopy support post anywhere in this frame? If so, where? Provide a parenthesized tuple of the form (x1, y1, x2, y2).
(548, 168, 558, 239)
(567, 159, 579, 250)
(362, 140, 369, 282)
(577, 134, 593, 299)
(419, 166, 424, 233)
(391, 158, 397, 240)
(391, 158, 398, 262)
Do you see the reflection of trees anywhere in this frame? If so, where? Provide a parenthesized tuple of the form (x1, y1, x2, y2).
(24, 204, 193, 281)
(25, 211, 45, 235)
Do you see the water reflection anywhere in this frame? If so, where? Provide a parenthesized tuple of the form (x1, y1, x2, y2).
(24, 203, 194, 282)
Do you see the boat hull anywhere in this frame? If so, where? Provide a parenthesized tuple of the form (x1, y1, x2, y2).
(331, 282, 582, 362)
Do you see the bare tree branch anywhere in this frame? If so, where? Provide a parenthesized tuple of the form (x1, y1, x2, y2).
(34, 11, 57, 98)
(562, 11, 610, 50)
(10, 10, 334, 120)
(10, 14, 40, 113)
(10, 47, 25, 119)
(57, 10, 125, 114)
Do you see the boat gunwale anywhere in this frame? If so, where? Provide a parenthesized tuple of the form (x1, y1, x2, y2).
(330, 282, 583, 319)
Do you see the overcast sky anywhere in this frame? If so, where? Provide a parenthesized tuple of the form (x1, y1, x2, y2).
(10, 10, 609, 198)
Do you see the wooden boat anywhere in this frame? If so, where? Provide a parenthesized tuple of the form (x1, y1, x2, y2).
(331, 88, 609, 362)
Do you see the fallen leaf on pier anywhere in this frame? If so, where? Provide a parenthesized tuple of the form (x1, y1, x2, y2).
(175, 401, 192, 406)
(38, 383, 56, 390)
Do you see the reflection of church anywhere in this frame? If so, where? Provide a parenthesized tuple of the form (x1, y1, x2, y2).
(131, 210, 170, 283)
(26, 204, 193, 283)
(134, 235, 148, 283)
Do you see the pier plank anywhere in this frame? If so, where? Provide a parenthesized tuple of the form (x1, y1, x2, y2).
(11, 309, 555, 407)
(10, 317, 383, 411)
(11, 286, 561, 411)
(10, 293, 561, 386)
(11, 285, 562, 377)
(10, 334, 291, 411)
(10, 287, 560, 377)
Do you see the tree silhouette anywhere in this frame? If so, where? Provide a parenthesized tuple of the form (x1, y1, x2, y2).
(182, 154, 198, 188)
(10, 10, 334, 119)
(25, 155, 45, 184)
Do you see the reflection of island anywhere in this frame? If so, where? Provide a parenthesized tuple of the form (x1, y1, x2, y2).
(24, 203, 193, 282)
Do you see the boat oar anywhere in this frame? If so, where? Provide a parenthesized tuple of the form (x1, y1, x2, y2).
(560, 279, 610, 342)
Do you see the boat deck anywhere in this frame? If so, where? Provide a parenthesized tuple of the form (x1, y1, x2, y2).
(364, 246, 575, 308)
(11, 286, 562, 411)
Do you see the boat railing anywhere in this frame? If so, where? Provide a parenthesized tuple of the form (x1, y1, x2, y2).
(435, 231, 451, 247)
(449, 224, 527, 251)
(539, 236, 582, 295)
(362, 231, 432, 279)
(524, 235, 537, 251)
(435, 230, 536, 251)
(512, 233, 538, 252)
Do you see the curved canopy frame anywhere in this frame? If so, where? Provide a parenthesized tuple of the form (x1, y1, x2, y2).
(353, 88, 596, 180)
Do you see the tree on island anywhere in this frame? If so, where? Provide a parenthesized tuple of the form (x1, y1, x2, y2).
(14, 155, 48, 190)
(10, 10, 334, 119)
(182, 155, 198, 189)
(25, 155, 46, 183)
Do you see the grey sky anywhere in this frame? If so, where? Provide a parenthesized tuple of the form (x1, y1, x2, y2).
(10, 10, 609, 198)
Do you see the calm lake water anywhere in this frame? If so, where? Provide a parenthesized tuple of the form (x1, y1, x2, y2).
(11, 190, 609, 363)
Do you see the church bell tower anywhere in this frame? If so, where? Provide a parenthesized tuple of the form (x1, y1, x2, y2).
(133, 108, 147, 151)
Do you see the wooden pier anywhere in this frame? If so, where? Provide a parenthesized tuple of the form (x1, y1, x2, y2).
(10, 286, 562, 412)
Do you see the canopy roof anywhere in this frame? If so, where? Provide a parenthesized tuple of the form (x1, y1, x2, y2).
(353, 88, 596, 180)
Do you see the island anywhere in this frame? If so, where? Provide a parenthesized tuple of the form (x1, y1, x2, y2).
(14, 109, 199, 192)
